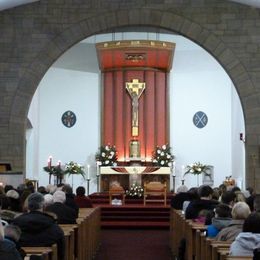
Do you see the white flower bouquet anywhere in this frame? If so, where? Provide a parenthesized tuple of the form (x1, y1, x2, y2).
(152, 144, 174, 167)
(95, 144, 118, 166)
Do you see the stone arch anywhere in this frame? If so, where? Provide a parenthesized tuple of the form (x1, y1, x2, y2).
(14, 8, 256, 184)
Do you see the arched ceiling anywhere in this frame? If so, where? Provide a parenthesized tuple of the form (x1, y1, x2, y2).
(0, 0, 39, 11)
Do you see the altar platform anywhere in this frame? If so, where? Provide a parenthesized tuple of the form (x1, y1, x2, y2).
(89, 192, 174, 228)
(99, 165, 171, 192)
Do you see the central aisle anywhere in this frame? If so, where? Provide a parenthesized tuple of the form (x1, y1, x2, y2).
(94, 228, 172, 260)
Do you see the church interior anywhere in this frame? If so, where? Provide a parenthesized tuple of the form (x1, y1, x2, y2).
(0, 0, 260, 259)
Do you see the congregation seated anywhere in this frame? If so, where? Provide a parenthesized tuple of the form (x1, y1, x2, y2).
(170, 185, 198, 210)
(74, 186, 93, 208)
(6, 190, 21, 212)
(0, 186, 9, 210)
(45, 190, 77, 224)
(12, 192, 65, 259)
(45, 184, 57, 194)
(253, 194, 260, 212)
(185, 185, 219, 224)
(207, 203, 232, 237)
(229, 212, 260, 257)
(4, 224, 26, 258)
(221, 190, 236, 208)
(0, 221, 22, 260)
(61, 184, 79, 216)
(215, 201, 251, 241)
(37, 186, 48, 195)
(245, 186, 255, 211)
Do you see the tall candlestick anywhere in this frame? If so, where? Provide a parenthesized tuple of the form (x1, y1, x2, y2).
(87, 165, 90, 180)
(172, 161, 176, 176)
(181, 165, 185, 179)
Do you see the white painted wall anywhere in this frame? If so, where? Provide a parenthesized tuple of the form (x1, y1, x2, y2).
(27, 32, 245, 192)
(28, 68, 100, 192)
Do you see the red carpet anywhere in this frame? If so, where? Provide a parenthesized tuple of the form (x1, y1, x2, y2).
(94, 229, 172, 260)
(90, 192, 173, 228)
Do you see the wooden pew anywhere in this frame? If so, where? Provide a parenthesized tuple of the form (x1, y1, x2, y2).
(22, 243, 58, 260)
(77, 207, 101, 260)
(223, 256, 253, 260)
(185, 219, 207, 260)
(210, 241, 231, 260)
(59, 224, 76, 260)
(170, 209, 186, 258)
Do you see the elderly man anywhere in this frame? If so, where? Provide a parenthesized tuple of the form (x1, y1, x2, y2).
(12, 192, 65, 259)
(45, 190, 77, 224)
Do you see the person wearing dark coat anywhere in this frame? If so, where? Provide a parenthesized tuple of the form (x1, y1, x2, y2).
(171, 186, 198, 210)
(12, 192, 65, 260)
(185, 185, 219, 224)
(0, 239, 23, 260)
(45, 190, 77, 224)
(62, 184, 79, 216)
(0, 219, 22, 260)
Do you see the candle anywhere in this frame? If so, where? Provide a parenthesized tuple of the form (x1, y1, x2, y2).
(181, 165, 185, 179)
(48, 156, 52, 169)
(172, 161, 176, 175)
(57, 160, 61, 169)
(87, 165, 90, 179)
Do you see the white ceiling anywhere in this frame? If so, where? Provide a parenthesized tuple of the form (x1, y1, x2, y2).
(0, 0, 260, 11)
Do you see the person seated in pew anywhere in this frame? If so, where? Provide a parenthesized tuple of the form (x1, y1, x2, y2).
(221, 190, 237, 208)
(74, 186, 93, 208)
(185, 185, 219, 224)
(253, 194, 260, 212)
(171, 185, 197, 209)
(61, 184, 79, 216)
(4, 224, 26, 258)
(246, 186, 255, 211)
(182, 187, 199, 213)
(207, 203, 232, 237)
(229, 212, 260, 256)
(45, 190, 77, 224)
(11, 192, 65, 260)
(216, 201, 251, 241)
(6, 190, 21, 212)
(0, 219, 23, 260)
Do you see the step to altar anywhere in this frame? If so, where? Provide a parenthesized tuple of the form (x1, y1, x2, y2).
(90, 193, 172, 228)
(100, 205, 170, 228)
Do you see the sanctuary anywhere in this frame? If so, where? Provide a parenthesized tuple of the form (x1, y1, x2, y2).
(95, 40, 175, 192)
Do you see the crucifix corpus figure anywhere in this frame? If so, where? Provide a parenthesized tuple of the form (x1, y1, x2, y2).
(126, 79, 145, 136)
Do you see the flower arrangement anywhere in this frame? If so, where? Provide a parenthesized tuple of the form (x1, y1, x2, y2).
(184, 162, 211, 175)
(125, 183, 144, 198)
(152, 144, 174, 167)
(95, 144, 118, 166)
(64, 161, 85, 178)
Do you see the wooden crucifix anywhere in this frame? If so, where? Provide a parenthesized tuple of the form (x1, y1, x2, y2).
(126, 79, 145, 136)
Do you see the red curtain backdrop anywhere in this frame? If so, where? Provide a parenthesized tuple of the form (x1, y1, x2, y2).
(102, 69, 168, 161)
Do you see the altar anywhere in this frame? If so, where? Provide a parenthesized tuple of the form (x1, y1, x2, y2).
(99, 166, 171, 192)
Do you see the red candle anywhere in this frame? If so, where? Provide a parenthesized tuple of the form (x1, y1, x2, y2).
(48, 156, 52, 169)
